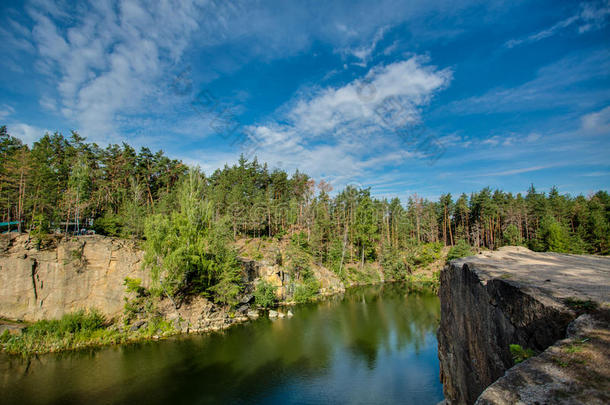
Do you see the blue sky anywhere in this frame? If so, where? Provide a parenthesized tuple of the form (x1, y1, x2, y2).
(1, 0, 609, 200)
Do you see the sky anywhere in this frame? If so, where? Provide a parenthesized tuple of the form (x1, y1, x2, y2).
(0, 0, 609, 200)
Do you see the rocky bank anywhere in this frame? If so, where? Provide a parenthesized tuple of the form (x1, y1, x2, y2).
(438, 246, 609, 404)
(0, 233, 344, 330)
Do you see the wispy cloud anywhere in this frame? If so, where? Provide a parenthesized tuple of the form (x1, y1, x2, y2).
(581, 106, 610, 135)
(474, 164, 558, 177)
(449, 49, 610, 114)
(238, 56, 452, 186)
(340, 26, 388, 67)
(505, 0, 610, 48)
(0, 104, 15, 120)
(22, 0, 204, 141)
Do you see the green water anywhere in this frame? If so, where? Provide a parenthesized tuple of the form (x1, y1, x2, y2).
(0, 283, 443, 404)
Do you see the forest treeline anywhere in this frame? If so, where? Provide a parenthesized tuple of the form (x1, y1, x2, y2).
(1, 127, 609, 302)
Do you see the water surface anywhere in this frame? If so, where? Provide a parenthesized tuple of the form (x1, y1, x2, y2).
(1, 283, 443, 404)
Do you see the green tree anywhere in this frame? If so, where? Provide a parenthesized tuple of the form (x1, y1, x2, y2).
(503, 224, 522, 246)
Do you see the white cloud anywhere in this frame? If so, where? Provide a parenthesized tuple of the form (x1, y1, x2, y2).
(505, 0, 610, 48)
(341, 26, 388, 67)
(8, 123, 48, 145)
(581, 106, 610, 135)
(25, 0, 204, 141)
(241, 57, 451, 187)
(0, 105, 15, 120)
(287, 57, 451, 137)
(8, 0, 496, 148)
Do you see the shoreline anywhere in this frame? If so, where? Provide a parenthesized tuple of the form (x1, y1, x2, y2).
(0, 275, 439, 357)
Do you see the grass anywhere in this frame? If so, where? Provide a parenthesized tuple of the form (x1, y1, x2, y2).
(0, 309, 175, 356)
(563, 297, 598, 312)
(404, 271, 440, 294)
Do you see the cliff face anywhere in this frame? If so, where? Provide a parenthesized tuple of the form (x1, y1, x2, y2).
(0, 234, 149, 321)
(438, 247, 610, 404)
(0, 234, 345, 323)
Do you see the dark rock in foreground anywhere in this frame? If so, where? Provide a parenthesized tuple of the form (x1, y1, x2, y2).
(438, 246, 609, 404)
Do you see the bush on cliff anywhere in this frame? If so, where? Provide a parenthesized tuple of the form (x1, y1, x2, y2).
(254, 280, 278, 308)
(292, 277, 320, 303)
(143, 170, 242, 302)
(446, 240, 473, 262)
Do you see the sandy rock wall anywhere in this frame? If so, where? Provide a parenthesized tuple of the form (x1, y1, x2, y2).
(0, 234, 149, 321)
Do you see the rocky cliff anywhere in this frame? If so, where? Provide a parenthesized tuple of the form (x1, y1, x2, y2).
(438, 247, 609, 404)
(0, 234, 149, 321)
(0, 234, 345, 324)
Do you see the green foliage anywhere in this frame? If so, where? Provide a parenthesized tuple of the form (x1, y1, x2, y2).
(563, 297, 598, 312)
(290, 231, 309, 251)
(353, 190, 378, 263)
(143, 170, 242, 302)
(404, 271, 440, 294)
(446, 240, 473, 262)
(503, 224, 522, 246)
(406, 242, 443, 269)
(2, 310, 109, 354)
(327, 237, 345, 276)
(70, 248, 84, 262)
(532, 216, 574, 253)
(254, 280, 278, 308)
(287, 235, 312, 281)
(0, 307, 177, 355)
(209, 266, 242, 307)
(381, 243, 408, 280)
(123, 277, 147, 297)
(30, 214, 50, 238)
(292, 277, 320, 303)
(509, 344, 535, 364)
(94, 212, 123, 237)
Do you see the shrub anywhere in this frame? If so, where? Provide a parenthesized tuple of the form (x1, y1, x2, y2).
(446, 240, 473, 262)
(415, 242, 443, 266)
(292, 277, 320, 303)
(33, 310, 104, 336)
(381, 244, 408, 280)
(210, 267, 242, 307)
(124, 277, 147, 297)
(509, 344, 535, 364)
(254, 280, 277, 308)
(93, 212, 123, 237)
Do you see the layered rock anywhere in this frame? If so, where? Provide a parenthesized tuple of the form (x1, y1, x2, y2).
(0, 234, 148, 321)
(438, 247, 609, 404)
(0, 234, 345, 324)
(238, 257, 345, 300)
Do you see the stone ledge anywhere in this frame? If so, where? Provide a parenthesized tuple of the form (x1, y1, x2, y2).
(439, 247, 610, 404)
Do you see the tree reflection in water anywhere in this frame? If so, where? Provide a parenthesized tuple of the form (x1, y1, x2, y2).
(1, 283, 443, 405)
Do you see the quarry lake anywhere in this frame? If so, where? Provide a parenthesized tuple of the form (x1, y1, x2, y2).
(0, 284, 443, 405)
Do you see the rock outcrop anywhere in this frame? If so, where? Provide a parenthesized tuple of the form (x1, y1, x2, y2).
(438, 247, 610, 404)
(0, 234, 148, 321)
(0, 234, 345, 324)
(237, 257, 345, 300)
